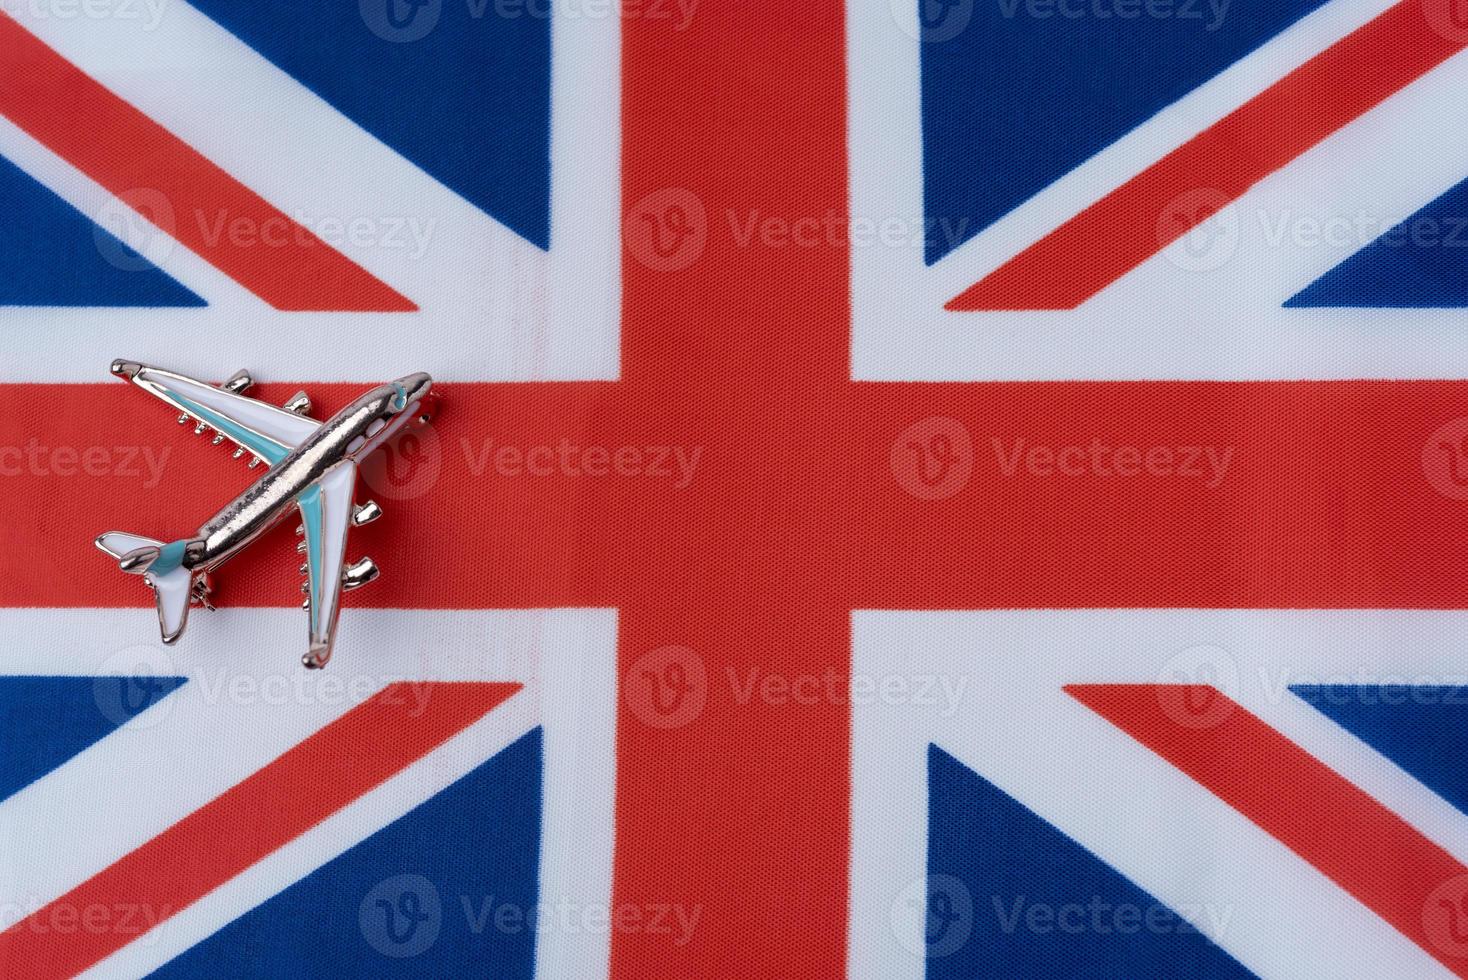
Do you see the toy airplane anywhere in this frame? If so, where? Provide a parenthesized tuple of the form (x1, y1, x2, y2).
(95, 360, 435, 669)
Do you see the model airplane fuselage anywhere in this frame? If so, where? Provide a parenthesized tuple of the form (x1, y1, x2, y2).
(96, 360, 435, 669)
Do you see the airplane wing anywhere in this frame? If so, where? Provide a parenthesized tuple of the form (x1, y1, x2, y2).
(297, 461, 357, 669)
(93, 531, 166, 561)
(114, 361, 319, 466)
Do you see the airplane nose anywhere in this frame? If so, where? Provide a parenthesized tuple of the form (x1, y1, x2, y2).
(396, 372, 432, 405)
(110, 359, 142, 379)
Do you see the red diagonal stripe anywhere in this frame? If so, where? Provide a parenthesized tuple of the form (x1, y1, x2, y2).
(1068, 684, 1468, 977)
(0, 13, 415, 313)
(0, 681, 519, 979)
(949, 0, 1468, 310)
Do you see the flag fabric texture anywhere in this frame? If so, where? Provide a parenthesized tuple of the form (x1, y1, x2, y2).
(2, 1, 1468, 977)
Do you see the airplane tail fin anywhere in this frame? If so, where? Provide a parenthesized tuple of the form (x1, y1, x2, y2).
(95, 532, 200, 644)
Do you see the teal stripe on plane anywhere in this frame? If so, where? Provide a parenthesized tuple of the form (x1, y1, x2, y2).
(170, 390, 290, 466)
(297, 484, 324, 636)
(150, 539, 189, 575)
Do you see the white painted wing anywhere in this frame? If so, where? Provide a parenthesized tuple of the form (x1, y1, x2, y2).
(123, 363, 319, 466)
(297, 461, 357, 669)
(94, 531, 163, 561)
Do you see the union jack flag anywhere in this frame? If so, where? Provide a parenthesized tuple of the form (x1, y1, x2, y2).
(850, 0, 1468, 378)
(852, 610, 1468, 978)
(2, 0, 1468, 977)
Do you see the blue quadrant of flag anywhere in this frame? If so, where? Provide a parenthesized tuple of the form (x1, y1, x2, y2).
(148, 727, 543, 978)
(926, 743, 1256, 978)
(917, 0, 1330, 264)
(1291, 685, 1468, 817)
(184, 0, 552, 250)
(0, 675, 188, 802)
(0, 155, 204, 308)
(1286, 177, 1468, 308)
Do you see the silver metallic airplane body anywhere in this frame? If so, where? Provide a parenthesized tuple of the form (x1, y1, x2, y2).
(96, 361, 434, 668)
